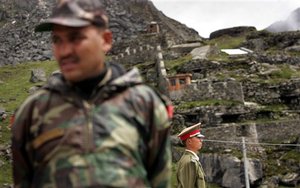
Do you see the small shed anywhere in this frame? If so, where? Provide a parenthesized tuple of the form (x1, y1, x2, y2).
(168, 73, 192, 91)
(147, 21, 160, 34)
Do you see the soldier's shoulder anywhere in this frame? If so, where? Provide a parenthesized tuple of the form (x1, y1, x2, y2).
(180, 153, 194, 161)
(27, 87, 49, 99)
(191, 157, 198, 164)
(131, 84, 155, 95)
(182, 153, 199, 164)
(19, 89, 50, 108)
(178, 156, 199, 170)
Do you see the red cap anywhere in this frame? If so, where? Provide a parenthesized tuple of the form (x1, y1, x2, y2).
(177, 123, 205, 141)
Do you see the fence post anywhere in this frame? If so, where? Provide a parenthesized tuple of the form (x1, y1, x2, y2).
(242, 137, 250, 188)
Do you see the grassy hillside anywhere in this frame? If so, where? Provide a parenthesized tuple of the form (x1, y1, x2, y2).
(0, 61, 58, 185)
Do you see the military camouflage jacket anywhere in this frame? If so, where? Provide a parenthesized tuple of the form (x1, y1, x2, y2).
(12, 66, 172, 188)
(176, 150, 206, 188)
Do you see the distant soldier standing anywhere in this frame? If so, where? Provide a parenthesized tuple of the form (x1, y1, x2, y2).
(11, 0, 172, 187)
(176, 123, 206, 188)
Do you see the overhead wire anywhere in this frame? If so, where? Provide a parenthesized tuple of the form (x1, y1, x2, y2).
(203, 139, 300, 147)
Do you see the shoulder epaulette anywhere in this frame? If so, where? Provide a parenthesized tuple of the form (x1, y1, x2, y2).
(191, 158, 198, 163)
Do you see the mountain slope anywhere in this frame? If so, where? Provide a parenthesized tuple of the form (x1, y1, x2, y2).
(0, 0, 201, 66)
(266, 7, 300, 32)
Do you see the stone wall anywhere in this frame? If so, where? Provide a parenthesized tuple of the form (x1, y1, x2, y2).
(170, 79, 244, 102)
(111, 44, 169, 95)
(112, 44, 156, 65)
(243, 82, 281, 104)
(256, 120, 300, 143)
(255, 54, 300, 65)
(243, 79, 300, 108)
(202, 120, 300, 151)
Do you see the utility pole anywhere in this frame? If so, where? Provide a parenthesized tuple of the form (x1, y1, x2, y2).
(242, 137, 250, 188)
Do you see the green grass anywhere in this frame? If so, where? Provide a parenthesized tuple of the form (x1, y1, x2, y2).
(259, 104, 288, 112)
(258, 65, 300, 84)
(0, 61, 58, 142)
(176, 100, 243, 110)
(0, 61, 58, 186)
(164, 54, 192, 75)
(0, 118, 12, 185)
(269, 65, 294, 80)
(213, 64, 300, 85)
(281, 150, 300, 162)
(0, 119, 12, 185)
(0, 61, 58, 113)
(207, 35, 246, 49)
(0, 155, 13, 184)
(134, 61, 155, 72)
(286, 51, 300, 57)
(0, 119, 11, 145)
(264, 159, 285, 176)
(205, 34, 249, 62)
(207, 52, 231, 62)
(259, 145, 300, 178)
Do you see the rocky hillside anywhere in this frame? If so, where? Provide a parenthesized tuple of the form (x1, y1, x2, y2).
(2, 27, 299, 188)
(135, 27, 300, 187)
(1, 1, 300, 187)
(266, 7, 300, 32)
(0, 0, 201, 66)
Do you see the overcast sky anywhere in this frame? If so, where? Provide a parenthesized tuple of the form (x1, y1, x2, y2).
(151, 0, 300, 38)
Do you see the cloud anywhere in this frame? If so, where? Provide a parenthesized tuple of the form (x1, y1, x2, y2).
(151, 0, 300, 37)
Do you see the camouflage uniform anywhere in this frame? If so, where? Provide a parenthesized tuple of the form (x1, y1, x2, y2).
(176, 150, 206, 188)
(12, 65, 172, 188)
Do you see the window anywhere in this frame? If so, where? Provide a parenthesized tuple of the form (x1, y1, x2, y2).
(170, 79, 176, 86)
(179, 79, 186, 85)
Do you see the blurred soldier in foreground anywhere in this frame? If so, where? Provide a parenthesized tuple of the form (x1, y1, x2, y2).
(176, 123, 206, 188)
(11, 0, 172, 187)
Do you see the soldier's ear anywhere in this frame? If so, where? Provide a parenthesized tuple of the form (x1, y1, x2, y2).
(186, 138, 191, 145)
(101, 29, 112, 53)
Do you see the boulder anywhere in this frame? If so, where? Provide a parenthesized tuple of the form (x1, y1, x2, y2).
(199, 153, 263, 188)
(190, 45, 211, 60)
(280, 173, 300, 187)
(30, 68, 46, 83)
(209, 26, 256, 39)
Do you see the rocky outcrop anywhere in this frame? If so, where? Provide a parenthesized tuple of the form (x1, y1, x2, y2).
(172, 150, 264, 188)
(244, 30, 300, 52)
(209, 26, 256, 39)
(199, 154, 263, 188)
(30, 68, 46, 83)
